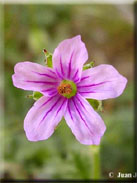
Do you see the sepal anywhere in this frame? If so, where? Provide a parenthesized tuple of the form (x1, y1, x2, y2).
(87, 99, 102, 112)
(43, 49, 52, 68)
(27, 91, 43, 101)
(83, 61, 94, 70)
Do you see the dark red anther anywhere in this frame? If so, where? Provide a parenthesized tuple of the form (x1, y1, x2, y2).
(43, 49, 47, 53)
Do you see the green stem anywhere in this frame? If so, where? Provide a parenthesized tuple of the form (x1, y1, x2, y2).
(91, 145, 101, 179)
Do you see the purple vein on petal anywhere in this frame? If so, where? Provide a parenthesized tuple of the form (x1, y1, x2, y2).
(72, 69, 78, 80)
(78, 81, 108, 88)
(75, 96, 95, 122)
(48, 69, 57, 75)
(72, 98, 94, 136)
(55, 68, 64, 80)
(32, 71, 57, 79)
(55, 98, 66, 117)
(68, 51, 74, 79)
(74, 78, 79, 83)
(75, 95, 86, 109)
(41, 88, 56, 92)
(79, 91, 95, 94)
(60, 56, 64, 76)
(39, 96, 54, 109)
(40, 96, 61, 123)
(25, 80, 57, 85)
(68, 100, 73, 120)
(48, 90, 58, 96)
(80, 76, 90, 81)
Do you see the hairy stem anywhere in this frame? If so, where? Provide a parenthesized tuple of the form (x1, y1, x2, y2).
(91, 145, 101, 179)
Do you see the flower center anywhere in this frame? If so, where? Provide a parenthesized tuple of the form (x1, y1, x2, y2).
(57, 80, 77, 98)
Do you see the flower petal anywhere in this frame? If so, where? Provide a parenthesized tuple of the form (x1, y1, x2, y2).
(24, 94, 67, 141)
(12, 62, 60, 96)
(78, 64, 127, 100)
(64, 94, 106, 145)
(53, 35, 88, 82)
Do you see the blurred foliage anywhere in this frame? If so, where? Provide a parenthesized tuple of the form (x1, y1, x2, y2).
(1, 4, 134, 180)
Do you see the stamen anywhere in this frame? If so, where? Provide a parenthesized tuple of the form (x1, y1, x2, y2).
(57, 80, 77, 98)
(58, 84, 72, 95)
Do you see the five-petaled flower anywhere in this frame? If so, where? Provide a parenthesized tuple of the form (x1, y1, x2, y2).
(12, 35, 127, 145)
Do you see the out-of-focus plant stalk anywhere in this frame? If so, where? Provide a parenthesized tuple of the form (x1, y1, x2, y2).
(91, 145, 101, 179)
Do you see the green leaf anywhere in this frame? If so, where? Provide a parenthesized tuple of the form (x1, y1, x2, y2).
(87, 99, 102, 112)
(83, 61, 94, 70)
(43, 49, 53, 68)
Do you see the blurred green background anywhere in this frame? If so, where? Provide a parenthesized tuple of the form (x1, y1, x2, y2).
(2, 4, 134, 179)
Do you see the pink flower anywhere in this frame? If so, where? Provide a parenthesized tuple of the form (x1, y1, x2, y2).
(12, 35, 127, 145)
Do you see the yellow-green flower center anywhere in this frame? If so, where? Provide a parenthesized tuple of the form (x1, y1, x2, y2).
(57, 80, 77, 98)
